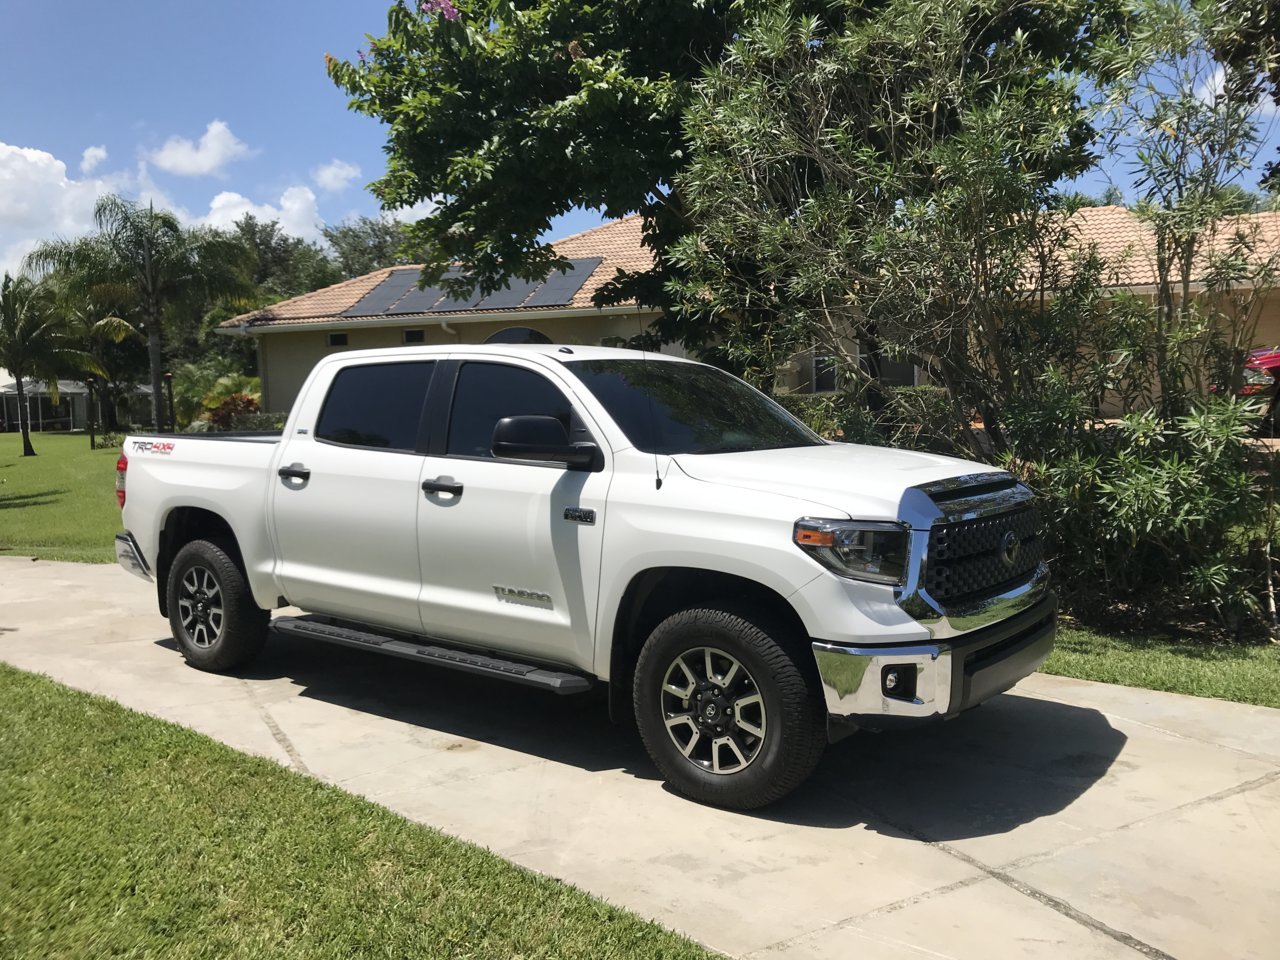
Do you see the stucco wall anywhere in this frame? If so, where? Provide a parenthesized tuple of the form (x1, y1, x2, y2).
(256, 312, 666, 412)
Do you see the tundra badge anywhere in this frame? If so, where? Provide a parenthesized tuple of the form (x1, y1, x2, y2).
(493, 585, 553, 606)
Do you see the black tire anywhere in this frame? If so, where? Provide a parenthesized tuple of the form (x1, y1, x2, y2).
(633, 606, 827, 810)
(167, 539, 269, 672)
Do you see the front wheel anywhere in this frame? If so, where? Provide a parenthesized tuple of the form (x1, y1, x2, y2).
(167, 539, 269, 672)
(633, 607, 826, 809)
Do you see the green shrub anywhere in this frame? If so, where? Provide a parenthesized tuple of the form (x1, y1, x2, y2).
(777, 386, 965, 453)
(224, 410, 287, 432)
(1005, 397, 1273, 634)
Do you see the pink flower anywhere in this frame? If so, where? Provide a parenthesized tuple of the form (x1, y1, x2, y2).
(421, 0, 460, 21)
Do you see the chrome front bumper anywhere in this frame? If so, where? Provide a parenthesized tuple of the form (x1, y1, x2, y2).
(115, 532, 152, 581)
(812, 593, 1056, 731)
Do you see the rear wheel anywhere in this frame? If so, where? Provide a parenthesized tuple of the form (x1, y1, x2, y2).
(633, 606, 826, 809)
(167, 539, 268, 672)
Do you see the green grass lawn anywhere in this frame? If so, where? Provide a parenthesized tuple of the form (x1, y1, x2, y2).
(0, 432, 121, 563)
(0, 664, 719, 960)
(1045, 624, 1280, 709)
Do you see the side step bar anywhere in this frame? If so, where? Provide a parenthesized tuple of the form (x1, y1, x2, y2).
(272, 615, 594, 695)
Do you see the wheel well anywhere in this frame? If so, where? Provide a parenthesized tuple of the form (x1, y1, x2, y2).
(155, 507, 243, 617)
(607, 567, 810, 724)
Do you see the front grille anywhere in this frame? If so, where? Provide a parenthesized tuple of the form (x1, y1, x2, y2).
(925, 506, 1043, 608)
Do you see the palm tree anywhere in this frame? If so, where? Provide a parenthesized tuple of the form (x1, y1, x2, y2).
(42, 240, 146, 430)
(0, 273, 100, 456)
(28, 195, 253, 430)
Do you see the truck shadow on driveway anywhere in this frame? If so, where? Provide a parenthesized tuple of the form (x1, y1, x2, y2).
(214, 631, 1127, 840)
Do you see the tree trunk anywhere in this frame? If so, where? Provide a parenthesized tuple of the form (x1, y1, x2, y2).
(144, 305, 167, 432)
(14, 376, 35, 456)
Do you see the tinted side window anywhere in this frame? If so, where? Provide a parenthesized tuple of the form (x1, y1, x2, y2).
(315, 362, 434, 450)
(447, 362, 573, 458)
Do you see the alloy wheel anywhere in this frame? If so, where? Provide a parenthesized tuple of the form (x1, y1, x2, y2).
(177, 565, 224, 649)
(660, 646, 767, 775)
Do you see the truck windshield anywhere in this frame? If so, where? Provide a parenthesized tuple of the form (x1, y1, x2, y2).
(565, 358, 825, 455)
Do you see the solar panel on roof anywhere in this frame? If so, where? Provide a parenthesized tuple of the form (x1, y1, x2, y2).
(392, 267, 462, 314)
(521, 257, 603, 307)
(429, 284, 489, 312)
(340, 269, 421, 317)
(473, 276, 543, 310)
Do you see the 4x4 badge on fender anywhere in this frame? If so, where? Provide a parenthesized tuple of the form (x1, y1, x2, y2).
(564, 507, 596, 524)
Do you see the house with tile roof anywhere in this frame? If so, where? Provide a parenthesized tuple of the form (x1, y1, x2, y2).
(220, 207, 1280, 412)
(218, 217, 669, 412)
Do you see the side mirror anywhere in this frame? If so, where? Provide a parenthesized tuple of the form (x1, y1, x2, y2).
(492, 416, 599, 470)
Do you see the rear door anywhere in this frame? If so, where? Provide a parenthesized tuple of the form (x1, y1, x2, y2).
(270, 359, 436, 632)
(414, 358, 610, 671)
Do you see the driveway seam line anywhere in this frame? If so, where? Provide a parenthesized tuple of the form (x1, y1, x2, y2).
(1020, 689, 1280, 766)
(998, 767, 1280, 875)
(926, 840, 1176, 960)
(747, 789, 1174, 960)
(239, 679, 310, 774)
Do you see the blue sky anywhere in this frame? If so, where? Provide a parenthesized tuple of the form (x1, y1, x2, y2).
(0, 0, 606, 274)
(2, 2, 1277, 276)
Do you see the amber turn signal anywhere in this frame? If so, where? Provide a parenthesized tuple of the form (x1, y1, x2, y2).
(794, 527, 835, 547)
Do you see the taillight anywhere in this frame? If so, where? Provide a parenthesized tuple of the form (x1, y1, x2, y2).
(115, 453, 128, 508)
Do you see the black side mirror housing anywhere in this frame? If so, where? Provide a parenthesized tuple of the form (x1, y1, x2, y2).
(492, 416, 600, 470)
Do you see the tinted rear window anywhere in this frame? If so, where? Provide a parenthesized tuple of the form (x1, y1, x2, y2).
(315, 362, 434, 450)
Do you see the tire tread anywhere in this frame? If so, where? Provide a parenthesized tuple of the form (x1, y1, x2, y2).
(633, 605, 826, 810)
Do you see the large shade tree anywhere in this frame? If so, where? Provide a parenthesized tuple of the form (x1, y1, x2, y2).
(322, 215, 418, 279)
(28, 196, 253, 429)
(327, 0, 740, 314)
(0, 274, 101, 456)
(667, 0, 1121, 448)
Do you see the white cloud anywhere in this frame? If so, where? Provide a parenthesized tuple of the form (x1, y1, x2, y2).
(0, 142, 126, 275)
(1197, 66, 1279, 120)
(80, 145, 108, 174)
(390, 197, 440, 221)
(147, 120, 253, 177)
(199, 185, 323, 242)
(312, 159, 361, 193)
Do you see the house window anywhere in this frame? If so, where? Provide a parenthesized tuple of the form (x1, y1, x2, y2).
(813, 352, 840, 393)
(328, 333, 349, 348)
(402, 329, 425, 344)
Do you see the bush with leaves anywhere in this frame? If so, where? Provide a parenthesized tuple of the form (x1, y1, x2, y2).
(778, 387, 964, 453)
(1006, 397, 1269, 633)
(207, 393, 259, 432)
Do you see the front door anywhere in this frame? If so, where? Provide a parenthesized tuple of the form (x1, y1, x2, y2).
(415, 359, 609, 671)
(271, 359, 435, 632)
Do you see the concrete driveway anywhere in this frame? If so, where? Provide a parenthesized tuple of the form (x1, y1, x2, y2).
(2, 556, 1278, 960)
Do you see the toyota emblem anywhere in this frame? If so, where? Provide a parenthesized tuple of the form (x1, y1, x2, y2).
(999, 530, 1021, 568)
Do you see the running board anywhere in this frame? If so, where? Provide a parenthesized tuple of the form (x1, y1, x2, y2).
(271, 616, 593, 695)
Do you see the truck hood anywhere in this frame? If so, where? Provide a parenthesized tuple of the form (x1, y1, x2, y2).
(672, 443, 1000, 523)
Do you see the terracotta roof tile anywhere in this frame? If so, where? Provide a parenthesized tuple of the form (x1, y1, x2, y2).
(1065, 205, 1280, 287)
(221, 207, 1279, 332)
(219, 215, 653, 330)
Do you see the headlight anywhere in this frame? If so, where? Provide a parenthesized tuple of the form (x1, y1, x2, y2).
(793, 518, 910, 585)
(1244, 366, 1275, 387)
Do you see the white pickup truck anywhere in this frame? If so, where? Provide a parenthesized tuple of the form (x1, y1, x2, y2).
(114, 343, 1054, 808)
